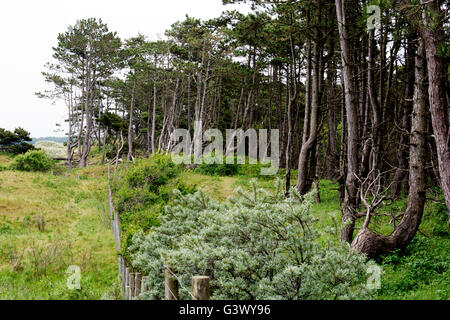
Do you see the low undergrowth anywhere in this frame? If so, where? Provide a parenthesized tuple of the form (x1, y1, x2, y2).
(110, 154, 196, 256)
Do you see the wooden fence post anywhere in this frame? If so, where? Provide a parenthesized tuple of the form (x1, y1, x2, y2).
(141, 276, 148, 295)
(192, 276, 210, 300)
(129, 272, 135, 299)
(135, 273, 142, 298)
(164, 265, 179, 300)
(120, 256, 127, 293)
(125, 267, 130, 300)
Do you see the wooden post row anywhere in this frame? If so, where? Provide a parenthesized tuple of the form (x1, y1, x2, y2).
(125, 267, 130, 300)
(141, 276, 147, 295)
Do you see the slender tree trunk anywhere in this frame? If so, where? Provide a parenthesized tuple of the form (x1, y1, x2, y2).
(66, 89, 74, 171)
(151, 83, 157, 154)
(146, 86, 152, 157)
(80, 93, 93, 167)
(367, 29, 381, 180)
(338, 88, 347, 206)
(127, 78, 137, 161)
(187, 73, 191, 133)
(297, 32, 320, 195)
(326, 59, 338, 179)
(80, 62, 92, 168)
(335, 0, 360, 242)
(101, 130, 108, 164)
(285, 28, 299, 197)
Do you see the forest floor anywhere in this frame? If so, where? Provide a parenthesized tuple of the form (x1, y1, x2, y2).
(0, 152, 448, 300)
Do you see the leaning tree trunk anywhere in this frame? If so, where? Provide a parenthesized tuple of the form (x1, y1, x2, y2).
(351, 40, 427, 259)
(297, 11, 320, 195)
(296, 63, 319, 194)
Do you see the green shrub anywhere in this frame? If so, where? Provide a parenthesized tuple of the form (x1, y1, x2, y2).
(132, 180, 374, 300)
(237, 160, 274, 178)
(111, 154, 196, 255)
(196, 161, 239, 176)
(195, 155, 273, 178)
(9, 150, 54, 172)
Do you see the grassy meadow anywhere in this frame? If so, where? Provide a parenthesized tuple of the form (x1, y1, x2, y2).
(0, 153, 119, 299)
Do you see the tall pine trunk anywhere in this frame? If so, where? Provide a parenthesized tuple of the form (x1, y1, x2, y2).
(335, 0, 360, 242)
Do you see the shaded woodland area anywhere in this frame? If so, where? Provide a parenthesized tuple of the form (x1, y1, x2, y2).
(39, 0, 449, 260)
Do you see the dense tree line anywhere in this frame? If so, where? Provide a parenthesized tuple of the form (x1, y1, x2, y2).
(39, 0, 449, 258)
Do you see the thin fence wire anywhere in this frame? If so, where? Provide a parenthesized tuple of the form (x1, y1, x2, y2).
(164, 265, 197, 300)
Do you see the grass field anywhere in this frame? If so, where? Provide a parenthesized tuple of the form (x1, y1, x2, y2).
(0, 164, 119, 300)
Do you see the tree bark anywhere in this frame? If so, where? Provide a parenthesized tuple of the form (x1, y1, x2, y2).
(326, 58, 338, 179)
(419, 0, 450, 225)
(367, 29, 381, 180)
(297, 7, 320, 195)
(80, 60, 93, 168)
(151, 82, 157, 155)
(335, 0, 360, 242)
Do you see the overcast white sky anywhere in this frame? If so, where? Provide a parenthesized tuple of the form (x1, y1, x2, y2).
(0, 0, 249, 138)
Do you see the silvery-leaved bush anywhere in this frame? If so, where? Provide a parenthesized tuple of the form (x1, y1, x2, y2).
(131, 179, 374, 300)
